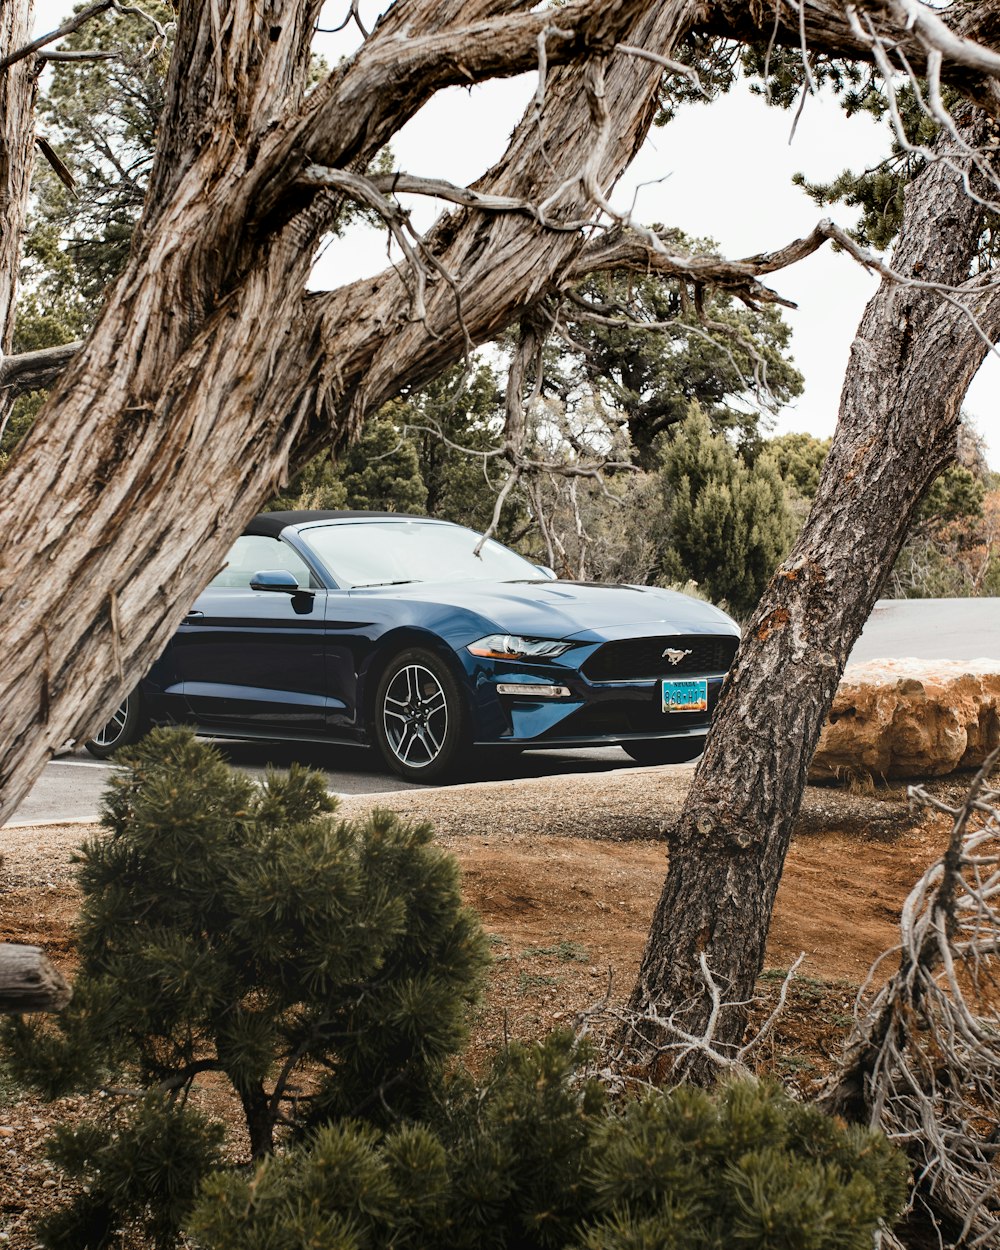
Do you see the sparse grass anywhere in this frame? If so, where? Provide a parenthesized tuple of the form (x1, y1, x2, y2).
(517, 971, 560, 994)
(0, 1061, 20, 1108)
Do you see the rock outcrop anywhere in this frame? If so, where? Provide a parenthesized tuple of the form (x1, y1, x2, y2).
(811, 659, 1000, 780)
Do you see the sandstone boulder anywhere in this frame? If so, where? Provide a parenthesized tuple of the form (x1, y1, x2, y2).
(811, 659, 1000, 780)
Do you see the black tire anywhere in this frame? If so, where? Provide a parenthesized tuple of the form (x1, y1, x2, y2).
(374, 648, 469, 782)
(84, 690, 146, 759)
(623, 737, 705, 766)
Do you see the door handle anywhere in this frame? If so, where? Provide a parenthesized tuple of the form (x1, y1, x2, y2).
(183, 610, 205, 620)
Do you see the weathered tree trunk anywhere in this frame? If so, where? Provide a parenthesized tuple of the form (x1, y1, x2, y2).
(0, 0, 36, 425)
(624, 111, 1000, 1078)
(0, 943, 70, 1012)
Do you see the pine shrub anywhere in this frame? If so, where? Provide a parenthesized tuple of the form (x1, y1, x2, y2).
(189, 1037, 907, 1250)
(2, 727, 489, 1245)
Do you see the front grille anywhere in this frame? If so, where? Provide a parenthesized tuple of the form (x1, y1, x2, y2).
(581, 634, 739, 683)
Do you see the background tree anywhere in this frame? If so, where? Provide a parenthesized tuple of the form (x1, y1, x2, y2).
(767, 431, 832, 505)
(563, 260, 803, 467)
(654, 405, 795, 615)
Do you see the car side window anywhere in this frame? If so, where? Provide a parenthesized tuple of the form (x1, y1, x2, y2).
(209, 535, 319, 589)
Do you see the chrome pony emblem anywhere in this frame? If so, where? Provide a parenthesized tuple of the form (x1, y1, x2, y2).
(662, 648, 692, 665)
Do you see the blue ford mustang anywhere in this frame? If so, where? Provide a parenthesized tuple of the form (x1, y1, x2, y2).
(87, 511, 741, 780)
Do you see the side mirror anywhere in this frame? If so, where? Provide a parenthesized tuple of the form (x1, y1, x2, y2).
(250, 570, 306, 593)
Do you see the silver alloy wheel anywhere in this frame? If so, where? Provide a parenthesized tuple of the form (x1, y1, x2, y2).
(381, 663, 449, 769)
(92, 697, 132, 749)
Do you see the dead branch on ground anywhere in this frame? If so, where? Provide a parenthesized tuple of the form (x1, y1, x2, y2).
(823, 750, 1000, 1248)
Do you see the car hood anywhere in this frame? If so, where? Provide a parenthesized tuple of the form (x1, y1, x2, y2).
(357, 579, 739, 639)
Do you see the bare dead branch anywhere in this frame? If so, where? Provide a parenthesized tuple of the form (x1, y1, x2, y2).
(38, 49, 118, 62)
(35, 136, 76, 194)
(823, 750, 1000, 1245)
(615, 40, 705, 93)
(887, 0, 1000, 80)
(0, 340, 83, 411)
(573, 953, 806, 1090)
(317, 0, 370, 39)
(0, 0, 114, 70)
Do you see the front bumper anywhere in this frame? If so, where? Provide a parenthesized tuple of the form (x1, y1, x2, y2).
(462, 636, 731, 748)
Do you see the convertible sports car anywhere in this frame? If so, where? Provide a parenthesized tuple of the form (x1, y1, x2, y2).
(87, 511, 741, 780)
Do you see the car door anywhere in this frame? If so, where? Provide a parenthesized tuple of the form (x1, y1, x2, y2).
(172, 534, 334, 734)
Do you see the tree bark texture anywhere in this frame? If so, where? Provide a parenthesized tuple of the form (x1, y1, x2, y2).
(0, 0, 35, 438)
(625, 111, 1000, 1078)
(0, 0, 35, 357)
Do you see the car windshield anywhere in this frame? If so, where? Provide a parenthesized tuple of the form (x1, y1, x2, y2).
(299, 520, 542, 588)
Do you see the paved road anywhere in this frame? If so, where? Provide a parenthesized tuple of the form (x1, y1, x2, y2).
(848, 598, 999, 664)
(9, 597, 997, 826)
(8, 741, 638, 826)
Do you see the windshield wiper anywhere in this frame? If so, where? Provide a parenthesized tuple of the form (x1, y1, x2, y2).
(353, 579, 415, 588)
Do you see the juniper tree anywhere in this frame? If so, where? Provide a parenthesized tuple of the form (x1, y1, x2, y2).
(655, 405, 795, 616)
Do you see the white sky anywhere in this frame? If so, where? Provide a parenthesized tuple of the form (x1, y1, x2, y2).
(29, 0, 1000, 466)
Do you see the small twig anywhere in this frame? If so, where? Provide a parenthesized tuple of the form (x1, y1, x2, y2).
(0, 0, 114, 70)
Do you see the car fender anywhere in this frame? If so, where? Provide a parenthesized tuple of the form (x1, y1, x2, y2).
(358, 626, 477, 737)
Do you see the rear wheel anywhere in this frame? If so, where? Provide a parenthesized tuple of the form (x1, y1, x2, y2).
(623, 737, 704, 766)
(374, 648, 468, 782)
(85, 690, 146, 759)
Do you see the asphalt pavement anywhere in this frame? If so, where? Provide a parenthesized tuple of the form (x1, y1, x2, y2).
(848, 597, 999, 664)
(8, 597, 998, 827)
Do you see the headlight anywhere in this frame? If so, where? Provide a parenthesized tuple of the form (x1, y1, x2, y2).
(467, 634, 573, 660)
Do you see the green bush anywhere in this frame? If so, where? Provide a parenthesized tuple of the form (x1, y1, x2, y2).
(2, 728, 489, 1245)
(36, 1097, 223, 1250)
(190, 1039, 906, 1250)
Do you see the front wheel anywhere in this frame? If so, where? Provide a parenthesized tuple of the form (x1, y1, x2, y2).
(623, 737, 705, 766)
(84, 690, 147, 759)
(374, 648, 469, 782)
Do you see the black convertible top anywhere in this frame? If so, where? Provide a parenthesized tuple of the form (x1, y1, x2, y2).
(245, 510, 424, 538)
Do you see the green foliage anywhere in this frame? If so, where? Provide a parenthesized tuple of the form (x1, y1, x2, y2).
(272, 416, 427, 514)
(741, 44, 867, 113)
(916, 462, 985, 526)
(24, 3, 173, 329)
(0, 390, 47, 469)
(393, 362, 516, 536)
(739, 46, 1000, 261)
(565, 263, 803, 466)
(889, 455, 997, 598)
(786, 75, 947, 254)
(36, 1097, 223, 1250)
(190, 1043, 905, 1250)
(3, 729, 489, 1242)
(655, 406, 796, 616)
(267, 450, 348, 511)
(576, 1081, 906, 1250)
(767, 432, 832, 502)
(269, 360, 528, 541)
(337, 416, 428, 513)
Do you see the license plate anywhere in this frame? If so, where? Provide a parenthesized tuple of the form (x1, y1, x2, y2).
(661, 678, 708, 713)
